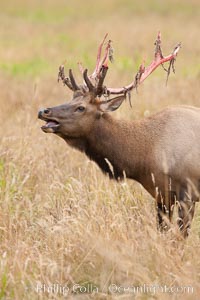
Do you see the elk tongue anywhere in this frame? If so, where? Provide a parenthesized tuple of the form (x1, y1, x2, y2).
(46, 121, 59, 128)
(41, 120, 59, 133)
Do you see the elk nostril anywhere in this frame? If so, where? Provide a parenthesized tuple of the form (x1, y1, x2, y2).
(44, 109, 50, 114)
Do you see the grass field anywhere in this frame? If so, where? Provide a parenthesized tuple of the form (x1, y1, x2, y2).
(0, 0, 200, 299)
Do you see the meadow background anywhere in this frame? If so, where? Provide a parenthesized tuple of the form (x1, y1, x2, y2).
(0, 0, 200, 299)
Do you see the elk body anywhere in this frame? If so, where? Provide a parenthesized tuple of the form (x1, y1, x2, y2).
(38, 33, 199, 237)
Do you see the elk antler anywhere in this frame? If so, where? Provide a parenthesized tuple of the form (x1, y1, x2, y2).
(58, 66, 81, 91)
(96, 65, 109, 96)
(83, 69, 95, 92)
(104, 32, 181, 95)
(69, 69, 80, 91)
(90, 34, 112, 80)
(58, 65, 73, 90)
(58, 31, 181, 99)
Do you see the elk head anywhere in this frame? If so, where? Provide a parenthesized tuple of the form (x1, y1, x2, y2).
(38, 66, 126, 139)
(38, 32, 181, 140)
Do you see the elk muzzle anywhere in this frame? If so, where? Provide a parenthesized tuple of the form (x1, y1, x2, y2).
(38, 108, 60, 133)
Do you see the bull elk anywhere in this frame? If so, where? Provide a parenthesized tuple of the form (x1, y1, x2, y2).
(38, 32, 199, 238)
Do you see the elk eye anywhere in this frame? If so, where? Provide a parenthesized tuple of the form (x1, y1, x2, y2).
(76, 106, 85, 112)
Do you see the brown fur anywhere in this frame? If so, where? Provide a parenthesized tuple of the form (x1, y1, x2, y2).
(38, 94, 200, 237)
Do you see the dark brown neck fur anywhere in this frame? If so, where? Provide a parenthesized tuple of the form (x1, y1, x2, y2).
(61, 113, 150, 181)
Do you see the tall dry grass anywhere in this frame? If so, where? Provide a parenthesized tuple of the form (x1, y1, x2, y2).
(0, 1, 200, 299)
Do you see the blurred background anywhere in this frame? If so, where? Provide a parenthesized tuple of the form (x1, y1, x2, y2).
(1, 0, 200, 113)
(0, 1, 200, 299)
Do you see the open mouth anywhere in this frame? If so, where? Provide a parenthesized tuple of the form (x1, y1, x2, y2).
(38, 114, 60, 133)
(41, 120, 60, 132)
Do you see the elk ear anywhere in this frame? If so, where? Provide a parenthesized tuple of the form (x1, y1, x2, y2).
(98, 95, 125, 112)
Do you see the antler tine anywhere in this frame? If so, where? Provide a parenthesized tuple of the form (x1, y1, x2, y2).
(91, 37, 112, 80)
(83, 69, 95, 92)
(69, 69, 80, 91)
(104, 32, 181, 95)
(90, 33, 108, 80)
(95, 65, 109, 96)
(58, 65, 74, 91)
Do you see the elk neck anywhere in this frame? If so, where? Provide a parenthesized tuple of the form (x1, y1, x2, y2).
(63, 113, 152, 182)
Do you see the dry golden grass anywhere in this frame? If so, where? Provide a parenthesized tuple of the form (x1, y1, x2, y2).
(0, 1, 200, 299)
